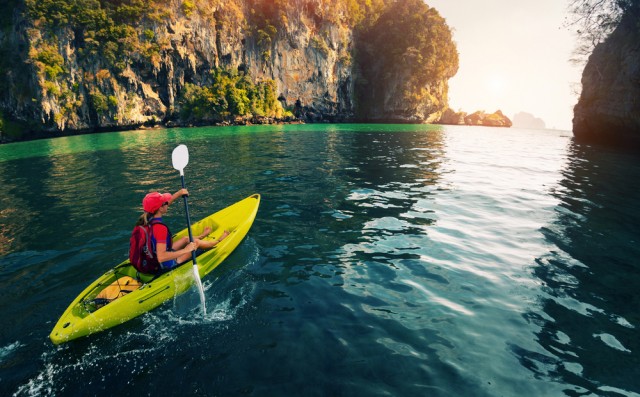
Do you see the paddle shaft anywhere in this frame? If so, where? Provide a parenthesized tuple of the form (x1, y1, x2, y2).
(179, 174, 198, 265)
(172, 145, 206, 315)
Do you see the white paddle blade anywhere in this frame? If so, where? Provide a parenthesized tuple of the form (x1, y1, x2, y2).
(172, 144, 189, 174)
(192, 265, 207, 315)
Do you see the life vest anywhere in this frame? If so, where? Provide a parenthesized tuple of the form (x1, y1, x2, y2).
(149, 218, 172, 253)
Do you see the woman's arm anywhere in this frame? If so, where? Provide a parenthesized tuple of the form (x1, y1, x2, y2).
(155, 241, 197, 263)
(169, 188, 189, 204)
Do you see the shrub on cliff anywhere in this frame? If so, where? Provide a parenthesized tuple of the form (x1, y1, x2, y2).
(25, 0, 167, 71)
(178, 68, 288, 123)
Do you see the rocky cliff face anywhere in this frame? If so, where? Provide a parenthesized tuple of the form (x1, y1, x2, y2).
(261, 14, 355, 121)
(573, 7, 640, 148)
(0, 0, 457, 139)
(0, 1, 356, 136)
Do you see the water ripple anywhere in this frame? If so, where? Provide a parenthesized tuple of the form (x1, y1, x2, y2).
(3, 126, 640, 396)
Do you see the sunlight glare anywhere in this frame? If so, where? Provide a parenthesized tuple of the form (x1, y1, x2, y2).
(486, 74, 507, 96)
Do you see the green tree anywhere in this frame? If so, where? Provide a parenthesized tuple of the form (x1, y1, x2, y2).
(354, 0, 458, 117)
(90, 91, 109, 114)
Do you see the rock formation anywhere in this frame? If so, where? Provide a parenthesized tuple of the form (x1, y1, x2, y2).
(436, 108, 512, 127)
(573, 6, 640, 148)
(437, 108, 466, 125)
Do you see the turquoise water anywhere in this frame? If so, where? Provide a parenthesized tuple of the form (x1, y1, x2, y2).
(0, 124, 639, 396)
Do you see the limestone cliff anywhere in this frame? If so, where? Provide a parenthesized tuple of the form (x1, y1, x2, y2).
(573, 6, 640, 147)
(0, 0, 458, 140)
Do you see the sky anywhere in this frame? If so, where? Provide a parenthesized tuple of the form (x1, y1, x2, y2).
(426, 0, 583, 130)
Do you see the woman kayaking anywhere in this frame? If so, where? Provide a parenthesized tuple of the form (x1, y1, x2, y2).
(138, 189, 229, 273)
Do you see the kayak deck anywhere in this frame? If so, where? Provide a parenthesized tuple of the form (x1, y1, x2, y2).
(50, 194, 260, 344)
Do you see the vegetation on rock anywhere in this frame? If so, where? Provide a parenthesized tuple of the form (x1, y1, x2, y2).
(355, 0, 458, 119)
(178, 68, 292, 122)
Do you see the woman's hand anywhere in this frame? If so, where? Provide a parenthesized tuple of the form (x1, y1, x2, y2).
(183, 241, 198, 253)
(171, 189, 189, 203)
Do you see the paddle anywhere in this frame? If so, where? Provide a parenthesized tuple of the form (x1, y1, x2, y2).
(171, 144, 207, 315)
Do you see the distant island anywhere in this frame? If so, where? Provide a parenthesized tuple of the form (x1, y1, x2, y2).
(512, 112, 546, 130)
(436, 108, 512, 127)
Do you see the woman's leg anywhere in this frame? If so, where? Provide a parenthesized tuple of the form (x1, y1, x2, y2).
(176, 250, 194, 264)
(196, 230, 230, 249)
(172, 236, 189, 250)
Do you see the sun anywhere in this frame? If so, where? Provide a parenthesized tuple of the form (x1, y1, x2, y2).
(486, 74, 507, 95)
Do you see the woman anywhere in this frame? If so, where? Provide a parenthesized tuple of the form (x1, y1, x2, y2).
(138, 189, 229, 272)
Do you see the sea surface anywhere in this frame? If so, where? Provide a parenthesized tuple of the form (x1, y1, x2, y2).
(0, 124, 639, 396)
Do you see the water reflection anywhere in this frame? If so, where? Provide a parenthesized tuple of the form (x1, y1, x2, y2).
(251, 126, 447, 283)
(532, 142, 640, 395)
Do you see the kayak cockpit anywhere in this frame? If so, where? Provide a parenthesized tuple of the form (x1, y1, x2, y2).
(79, 264, 146, 313)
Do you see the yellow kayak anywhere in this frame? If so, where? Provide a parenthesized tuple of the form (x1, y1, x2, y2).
(50, 194, 260, 345)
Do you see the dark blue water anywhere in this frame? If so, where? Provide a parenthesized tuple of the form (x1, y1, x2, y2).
(0, 124, 639, 396)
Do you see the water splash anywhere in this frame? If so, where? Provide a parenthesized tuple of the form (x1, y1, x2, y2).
(0, 341, 23, 363)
